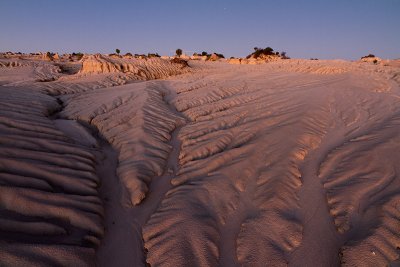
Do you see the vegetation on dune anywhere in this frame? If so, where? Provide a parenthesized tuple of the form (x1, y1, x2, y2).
(115, 48, 121, 55)
(193, 51, 210, 57)
(247, 47, 275, 59)
(361, 54, 376, 59)
(247, 47, 290, 59)
(122, 52, 160, 58)
(147, 53, 161, 58)
(281, 51, 289, 59)
(213, 53, 225, 59)
(176, 48, 183, 57)
(192, 51, 224, 60)
(71, 52, 83, 60)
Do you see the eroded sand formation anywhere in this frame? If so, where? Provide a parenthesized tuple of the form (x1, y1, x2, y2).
(0, 54, 400, 266)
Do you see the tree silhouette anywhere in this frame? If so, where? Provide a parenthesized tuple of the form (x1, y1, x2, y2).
(115, 49, 121, 55)
(176, 49, 183, 57)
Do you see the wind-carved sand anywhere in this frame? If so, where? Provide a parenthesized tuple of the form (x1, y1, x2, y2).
(0, 53, 400, 266)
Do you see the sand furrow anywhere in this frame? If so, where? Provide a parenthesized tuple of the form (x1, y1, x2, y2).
(0, 87, 103, 266)
(318, 113, 400, 266)
(143, 73, 334, 266)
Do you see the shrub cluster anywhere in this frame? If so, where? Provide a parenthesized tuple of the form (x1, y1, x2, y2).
(214, 53, 225, 59)
(361, 54, 376, 59)
(192, 51, 225, 60)
(72, 52, 83, 60)
(193, 51, 211, 57)
(147, 53, 161, 58)
(247, 47, 275, 59)
(176, 49, 183, 57)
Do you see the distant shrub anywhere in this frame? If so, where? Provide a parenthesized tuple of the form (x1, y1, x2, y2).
(361, 54, 375, 59)
(72, 52, 83, 60)
(373, 59, 378, 64)
(124, 52, 133, 57)
(193, 51, 211, 57)
(176, 49, 183, 57)
(115, 48, 121, 55)
(148, 53, 161, 58)
(281, 51, 290, 59)
(214, 53, 225, 59)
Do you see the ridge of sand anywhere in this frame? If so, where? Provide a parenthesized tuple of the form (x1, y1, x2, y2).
(0, 87, 103, 266)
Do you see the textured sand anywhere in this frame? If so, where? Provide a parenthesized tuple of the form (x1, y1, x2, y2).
(0, 54, 400, 266)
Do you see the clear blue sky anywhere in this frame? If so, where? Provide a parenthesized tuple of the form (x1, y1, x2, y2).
(1, 0, 399, 59)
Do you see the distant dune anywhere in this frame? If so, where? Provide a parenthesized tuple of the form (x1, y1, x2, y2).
(0, 53, 399, 266)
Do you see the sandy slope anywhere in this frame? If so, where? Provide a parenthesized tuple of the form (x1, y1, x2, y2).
(1, 56, 400, 266)
(0, 86, 102, 266)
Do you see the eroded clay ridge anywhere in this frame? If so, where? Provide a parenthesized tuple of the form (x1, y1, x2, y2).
(60, 81, 183, 206)
(1, 58, 400, 267)
(142, 62, 400, 266)
(0, 87, 103, 266)
(143, 68, 336, 266)
(0, 54, 190, 267)
(79, 54, 188, 77)
(320, 109, 400, 265)
(0, 54, 189, 94)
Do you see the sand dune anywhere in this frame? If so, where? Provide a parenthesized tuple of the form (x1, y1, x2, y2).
(0, 55, 400, 266)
